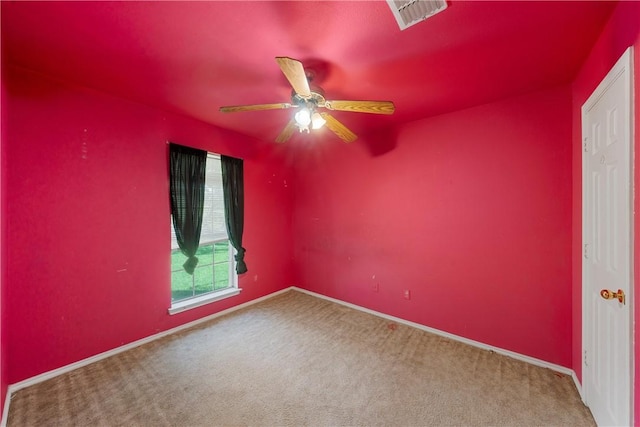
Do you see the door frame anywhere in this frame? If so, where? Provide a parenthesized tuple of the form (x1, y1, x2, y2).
(581, 46, 634, 423)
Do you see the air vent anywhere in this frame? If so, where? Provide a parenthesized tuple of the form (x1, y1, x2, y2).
(387, 0, 447, 30)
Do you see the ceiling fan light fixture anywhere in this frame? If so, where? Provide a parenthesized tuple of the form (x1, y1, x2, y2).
(220, 57, 396, 143)
(294, 107, 312, 128)
(311, 112, 326, 129)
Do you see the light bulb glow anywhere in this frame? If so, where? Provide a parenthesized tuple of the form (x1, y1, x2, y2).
(294, 108, 312, 127)
(311, 112, 326, 129)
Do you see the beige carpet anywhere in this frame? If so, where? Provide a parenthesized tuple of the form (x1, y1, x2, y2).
(8, 290, 594, 426)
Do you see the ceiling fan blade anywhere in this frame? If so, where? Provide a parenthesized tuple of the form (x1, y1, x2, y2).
(275, 57, 312, 98)
(324, 100, 395, 115)
(275, 119, 297, 143)
(320, 112, 357, 143)
(220, 103, 292, 113)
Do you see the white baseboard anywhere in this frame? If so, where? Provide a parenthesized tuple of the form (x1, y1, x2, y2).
(1, 390, 9, 427)
(572, 370, 585, 403)
(1, 285, 580, 427)
(0, 287, 292, 427)
(292, 286, 576, 377)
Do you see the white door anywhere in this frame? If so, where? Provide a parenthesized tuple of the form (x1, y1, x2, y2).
(582, 47, 634, 427)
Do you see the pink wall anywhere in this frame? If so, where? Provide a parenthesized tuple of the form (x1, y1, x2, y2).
(292, 86, 573, 367)
(1, 70, 7, 412)
(2, 65, 294, 384)
(570, 1, 640, 423)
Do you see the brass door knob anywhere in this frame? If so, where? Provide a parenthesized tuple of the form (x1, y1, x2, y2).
(600, 289, 625, 304)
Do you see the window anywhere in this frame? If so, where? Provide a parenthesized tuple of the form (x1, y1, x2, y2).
(169, 154, 239, 314)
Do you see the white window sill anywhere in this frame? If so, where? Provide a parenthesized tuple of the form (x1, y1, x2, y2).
(168, 288, 242, 315)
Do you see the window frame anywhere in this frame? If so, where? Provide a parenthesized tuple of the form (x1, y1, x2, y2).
(168, 152, 241, 315)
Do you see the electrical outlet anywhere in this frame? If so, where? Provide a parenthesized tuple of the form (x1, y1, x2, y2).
(403, 289, 411, 300)
(372, 283, 379, 293)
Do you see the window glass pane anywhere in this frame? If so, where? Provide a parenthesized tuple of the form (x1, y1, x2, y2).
(200, 157, 227, 244)
(195, 243, 215, 261)
(171, 265, 194, 302)
(213, 241, 230, 290)
(170, 249, 185, 272)
(213, 241, 229, 263)
(214, 267, 229, 290)
(193, 262, 214, 296)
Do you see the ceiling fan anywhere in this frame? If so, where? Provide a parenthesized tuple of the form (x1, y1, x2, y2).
(219, 57, 395, 143)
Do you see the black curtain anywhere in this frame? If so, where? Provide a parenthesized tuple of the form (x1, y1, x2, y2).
(221, 155, 247, 274)
(169, 143, 207, 275)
